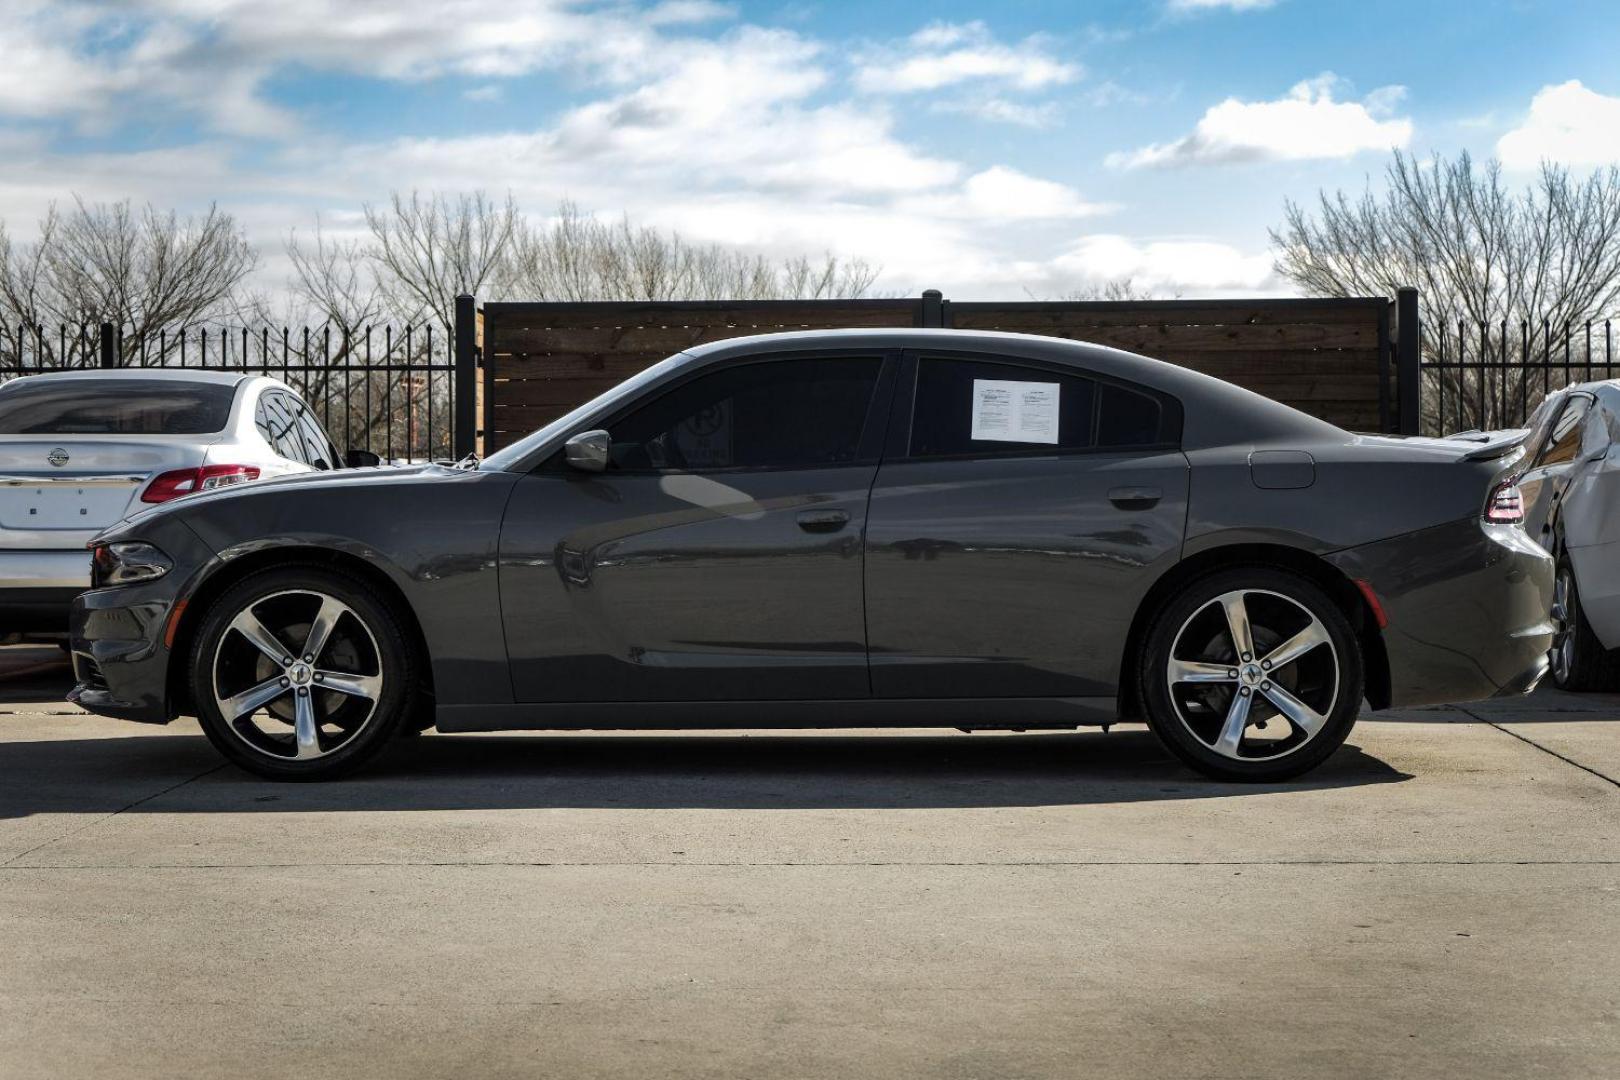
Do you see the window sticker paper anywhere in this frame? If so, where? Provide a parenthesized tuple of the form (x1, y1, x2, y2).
(970, 379, 1060, 444)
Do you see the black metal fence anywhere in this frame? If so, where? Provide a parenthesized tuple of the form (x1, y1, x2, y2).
(1412, 307, 1618, 436)
(0, 299, 482, 461)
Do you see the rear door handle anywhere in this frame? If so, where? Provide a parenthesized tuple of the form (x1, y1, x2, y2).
(796, 508, 851, 532)
(1108, 486, 1162, 510)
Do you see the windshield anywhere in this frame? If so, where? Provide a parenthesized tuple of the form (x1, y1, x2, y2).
(479, 351, 691, 470)
(0, 378, 237, 435)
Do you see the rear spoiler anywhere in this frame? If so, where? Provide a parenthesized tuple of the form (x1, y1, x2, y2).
(1457, 431, 1528, 462)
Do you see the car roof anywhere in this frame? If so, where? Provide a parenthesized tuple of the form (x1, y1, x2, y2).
(0, 368, 249, 388)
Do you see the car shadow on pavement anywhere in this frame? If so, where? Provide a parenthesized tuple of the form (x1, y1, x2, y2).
(0, 727, 1411, 818)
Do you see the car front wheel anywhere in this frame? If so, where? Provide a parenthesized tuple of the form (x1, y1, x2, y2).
(1140, 568, 1363, 782)
(190, 565, 416, 781)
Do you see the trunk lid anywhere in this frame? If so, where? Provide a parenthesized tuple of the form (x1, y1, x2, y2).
(0, 437, 209, 549)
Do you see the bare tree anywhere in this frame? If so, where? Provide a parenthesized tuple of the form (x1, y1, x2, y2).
(504, 202, 880, 301)
(363, 191, 518, 327)
(0, 197, 255, 361)
(1038, 277, 1171, 302)
(1272, 150, 1620, 328)
(1273, 150, 1620, 431)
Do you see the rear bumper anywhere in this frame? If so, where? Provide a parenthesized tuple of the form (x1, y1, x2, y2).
(0, 550, 92, 633)
(1328, 518, 1555, 707)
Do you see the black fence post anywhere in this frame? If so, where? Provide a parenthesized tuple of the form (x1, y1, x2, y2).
(98, 322, 117, 369)
(453, 294, 478, 458)
(1395, 286, 1420, 436)
(919, 289, 944, 328)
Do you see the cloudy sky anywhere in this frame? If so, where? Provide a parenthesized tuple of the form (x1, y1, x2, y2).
(1, 0, 1617, 300)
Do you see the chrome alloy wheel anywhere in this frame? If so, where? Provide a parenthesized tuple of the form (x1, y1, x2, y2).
(211, 589, 384, 761)
(1164, 588, 1340, 762)
(1550, 566, 1576, 685)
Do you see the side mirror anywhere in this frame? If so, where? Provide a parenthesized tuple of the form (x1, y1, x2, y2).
(564, 430, 611, 473)
(344, 449, 382, 469)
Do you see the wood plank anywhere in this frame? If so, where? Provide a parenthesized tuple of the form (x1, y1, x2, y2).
(959, 321, 1380, 352)
(485, 300, 917, 329)
(486, 353, 669, 381)
(490, 322, 1383, 358)
(493, 376, 625, 408)
(950, 302, 1384, 329)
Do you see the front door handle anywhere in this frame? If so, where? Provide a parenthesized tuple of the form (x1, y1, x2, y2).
(1108, 486, 1162, 510)
(797, 508, 851, 532)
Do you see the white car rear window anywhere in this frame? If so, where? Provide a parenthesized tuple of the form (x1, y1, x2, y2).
(0, 379, 236, 435)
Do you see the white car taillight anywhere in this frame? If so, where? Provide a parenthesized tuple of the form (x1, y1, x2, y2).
(141, 464, 261, 504)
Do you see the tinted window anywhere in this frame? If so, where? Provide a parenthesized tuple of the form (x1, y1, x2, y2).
(1536, 396, 1591, 468)
(293, 403, 335, 470)
(0, 378, 236, 435)
(258, 392, 306, 463)
(909, 358, 1094, 458)
(1097, 382, 1164, 448)
(607, 357, 881, 471)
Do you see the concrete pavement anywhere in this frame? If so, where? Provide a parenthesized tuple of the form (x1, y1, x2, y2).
(1, 645, 1616, 1079)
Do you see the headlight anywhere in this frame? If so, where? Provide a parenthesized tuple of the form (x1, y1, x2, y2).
(90, 541, 173, 587)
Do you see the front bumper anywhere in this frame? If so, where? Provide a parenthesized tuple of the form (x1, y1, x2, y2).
(1328, 517, 1555, 708)
(67, 517, 216, 725)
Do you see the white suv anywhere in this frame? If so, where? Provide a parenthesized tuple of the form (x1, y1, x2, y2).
(0, 369, 358, 634)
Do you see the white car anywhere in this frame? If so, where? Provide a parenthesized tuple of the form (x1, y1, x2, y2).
(0, 369, 361, 635)
(1515, 379, 1620, 690)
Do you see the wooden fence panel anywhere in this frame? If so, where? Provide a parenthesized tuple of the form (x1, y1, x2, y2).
(949, 298, 1389, 433)
(481, 295, 1393, 451)
(482, 300, 920, 450)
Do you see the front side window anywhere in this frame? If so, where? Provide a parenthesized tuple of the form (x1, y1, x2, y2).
(606, 357, 882, 471)
(1536, 395, 1591, 468)
(0, 378, 236, 435)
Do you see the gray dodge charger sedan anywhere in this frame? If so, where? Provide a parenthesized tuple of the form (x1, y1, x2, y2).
(69, 329, 1555, 782)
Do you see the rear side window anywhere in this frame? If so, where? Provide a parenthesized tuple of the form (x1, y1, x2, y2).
(291, 402, 336, 470)
(0, 379, 236, 435)
(607, 357, 882, 471)
(256, 392, 306, 463)
(1097, 383, 1163, 448)
(909, 358, 1096, 457)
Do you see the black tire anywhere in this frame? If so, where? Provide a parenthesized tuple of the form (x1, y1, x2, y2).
(1551, 554, 1620, 692)
(1139, 567, 1364, 782)
(189, 564, 417, 781)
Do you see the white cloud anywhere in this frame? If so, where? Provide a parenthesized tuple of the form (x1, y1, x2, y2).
(853, 21, 1080, 95)
(915, 167, 1112, 221)
(1108, 74, 1412, 168)
(1044, 234, 1278, 295)
(934, 98, 1062, 128)
(463, 85, 503, 103)
(0, 0, 746, 136)
(1497, 81, 1620, 169)
(1168, 0, 1279, 12)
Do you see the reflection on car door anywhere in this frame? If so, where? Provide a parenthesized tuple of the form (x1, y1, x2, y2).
(864, 352, 1189, 699)
(499, 353, 895, 702)
(1520, 392, 1593, 547)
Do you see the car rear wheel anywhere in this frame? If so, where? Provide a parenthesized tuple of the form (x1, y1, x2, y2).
(190, 566, 416, 780)
(1550, 556, 1619, 692)
(1140, 568, 1363, 782)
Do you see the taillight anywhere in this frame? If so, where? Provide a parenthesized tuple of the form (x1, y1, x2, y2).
(141, 464, 261, 504)
(1484, 478, 1524, 524)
